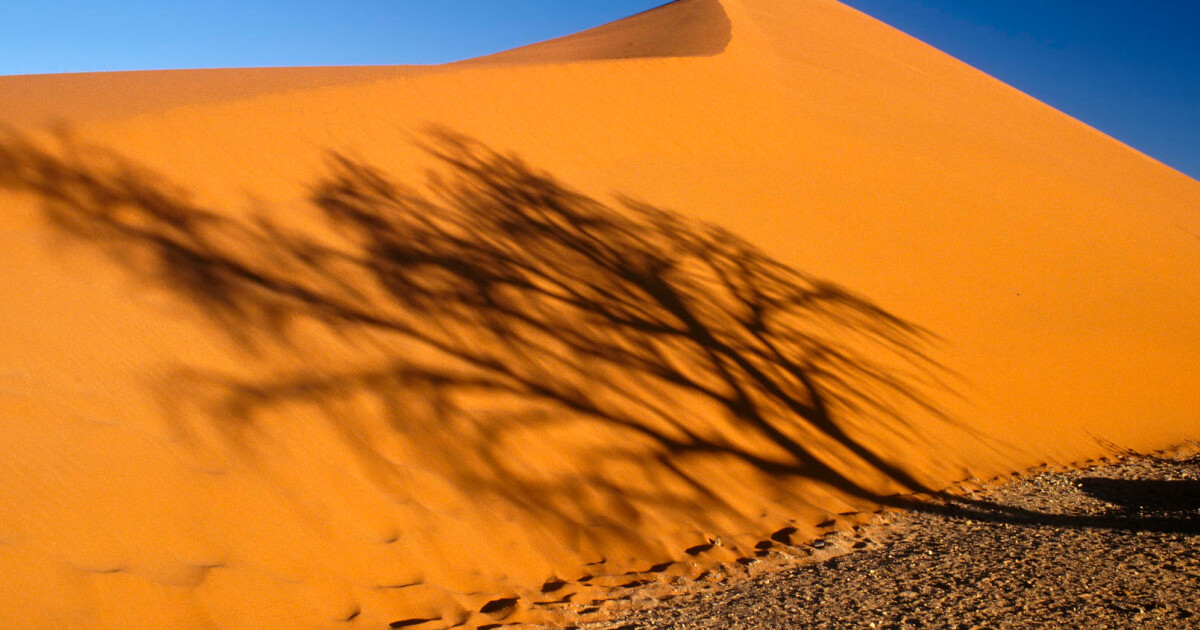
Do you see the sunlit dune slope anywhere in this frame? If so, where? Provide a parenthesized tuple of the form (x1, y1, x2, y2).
(1, 0, 1198, 628)
(0, 65, 424, 128)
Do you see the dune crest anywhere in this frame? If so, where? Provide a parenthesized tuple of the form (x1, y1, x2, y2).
(0, 0, 1198, 628)
(459, 0, 732, 65)
(0, 65, 426, 129)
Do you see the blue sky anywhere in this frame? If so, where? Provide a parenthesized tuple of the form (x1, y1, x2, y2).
(839, 0, 1199, 180)
(1, 0, 1195, 179)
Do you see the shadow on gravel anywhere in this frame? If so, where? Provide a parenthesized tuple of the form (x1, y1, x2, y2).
(1077, 478, 1200, 513)
(923, 453, 1200, 535)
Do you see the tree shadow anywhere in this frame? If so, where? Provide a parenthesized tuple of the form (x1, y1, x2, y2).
(1, 127, 982, 550)
(5, 125, 1194, 559)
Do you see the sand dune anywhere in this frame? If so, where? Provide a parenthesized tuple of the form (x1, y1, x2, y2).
(459, 0, 732, 64)
(1, 0, 1197, 627)
(0, 65, 427, 129)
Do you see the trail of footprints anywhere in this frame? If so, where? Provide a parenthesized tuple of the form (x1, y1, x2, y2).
(388, 453, 1190, 628)
(387, 515, 898, 630)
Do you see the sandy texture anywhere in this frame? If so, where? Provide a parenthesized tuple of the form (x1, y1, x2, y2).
(610, 444, 1200, 629)
(0, 0, 1198, 627)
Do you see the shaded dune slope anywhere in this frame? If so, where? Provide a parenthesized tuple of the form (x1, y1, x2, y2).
(0, 0, 1198, 628)
(459, 0, 732, 64)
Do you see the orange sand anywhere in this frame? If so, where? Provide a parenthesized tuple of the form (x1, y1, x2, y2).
(1, 0, 1198, 627)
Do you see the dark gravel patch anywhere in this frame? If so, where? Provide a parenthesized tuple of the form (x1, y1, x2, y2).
(607, 446, 1200, 629)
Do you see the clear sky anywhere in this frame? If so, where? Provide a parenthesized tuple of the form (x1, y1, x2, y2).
(838, 0, 1199, 181)
(0, 0, 1195, 179)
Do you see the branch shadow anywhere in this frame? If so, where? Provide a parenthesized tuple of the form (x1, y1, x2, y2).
(12, 126, 1169, 555)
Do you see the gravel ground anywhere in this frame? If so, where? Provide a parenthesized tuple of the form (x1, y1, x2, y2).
(605, 445, 1200, 629)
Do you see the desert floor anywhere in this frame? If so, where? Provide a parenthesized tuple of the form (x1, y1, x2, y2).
(600, 443, 1200, 629)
